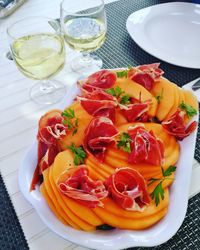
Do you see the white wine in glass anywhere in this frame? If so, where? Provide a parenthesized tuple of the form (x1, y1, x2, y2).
(60, 0, 107, 75)
(7, 17, 66, 105)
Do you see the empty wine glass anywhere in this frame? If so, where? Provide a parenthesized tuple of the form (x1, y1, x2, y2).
(60, 0, 107, 75)
(7, 17, 66, 105)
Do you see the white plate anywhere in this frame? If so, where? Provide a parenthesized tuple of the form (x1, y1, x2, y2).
(126, 2, 200, 68)
(19, 79, 198, 250)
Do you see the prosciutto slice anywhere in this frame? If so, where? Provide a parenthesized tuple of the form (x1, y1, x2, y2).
(78, 89, 117, 122)
(58, 165, 108, 208)
(82, 70, 117, 92)
(30, 115, 67, 191)
(128, 63, 164, 90)
(162, 109, 197, 141)
(83, 117, 119, 161)
(105, 168, 150, 211)
(128, 125, 164, 166)
(120, 101, 150, 122)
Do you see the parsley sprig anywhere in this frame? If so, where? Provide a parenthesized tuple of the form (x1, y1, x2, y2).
(120, 94, 131, 105)
(106, 86, 131, 105)
(67, 143, 86, 166)
(62, 108, 78, 135)
(117, 132, 132, 153)
(116, 70, 128, 78)
(149, 165, 176, 206)
(106, 86, 124, 98)
(179, 101, 197, 118)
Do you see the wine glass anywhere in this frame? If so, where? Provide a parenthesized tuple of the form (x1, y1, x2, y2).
(7, 17, 66, 105)
(60, 0, 107, 75)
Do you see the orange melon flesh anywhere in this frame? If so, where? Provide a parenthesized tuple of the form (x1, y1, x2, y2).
(183, 89, 199, 123)
(51, 150, 104, 227)
(94, 205, 168, 230)
(115, 108, 128, 126)
(117, 122, 180, 167)
(86, 160, 110, 179)
(147, 174, 174, 193)
(58, 102, 92, 150)
(165, 84, 180, 120)
(113, 78, 158, 117)
(183, 89, 198, 111)
(178, 87, 185, 105)
(49, 165, 96, 231)
(151, 78, 174, 121)
(102, 188, 169, 219)
(40, 183, 68, 226)
(43, 168, 80, 229)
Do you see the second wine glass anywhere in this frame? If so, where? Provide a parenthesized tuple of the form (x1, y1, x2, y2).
(60, 0, 107, 75)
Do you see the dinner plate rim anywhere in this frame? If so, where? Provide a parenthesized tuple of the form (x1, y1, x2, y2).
(18, 71, 198, 249)
(126, 2, 200, 69)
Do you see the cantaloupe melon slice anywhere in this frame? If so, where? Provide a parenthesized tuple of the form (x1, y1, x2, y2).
(178, 87, 185, 105)
(40, 183, 68, 226)
(102, 189, 169, 219)
(49, 165, 96, 231)
(113, 78, 158, 117)
(51, 150, 104, 227)
(93, 199, 168, 230)
(151, 78, 174, 121)
(183, 90, 198, 111)
(43, 168, 80, 229)
(182, 89, 199, 123)
(58, 102, 92, 150)
(165, 84, 180, 120)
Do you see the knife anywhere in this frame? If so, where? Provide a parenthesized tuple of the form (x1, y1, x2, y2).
(192, 78, 200, 91)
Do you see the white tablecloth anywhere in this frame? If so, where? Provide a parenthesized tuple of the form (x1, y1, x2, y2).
(0, 0, 199, 249)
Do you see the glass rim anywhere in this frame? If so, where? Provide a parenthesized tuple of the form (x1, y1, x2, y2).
(7, 16, 58, 39)
(60, 0, 105, 17)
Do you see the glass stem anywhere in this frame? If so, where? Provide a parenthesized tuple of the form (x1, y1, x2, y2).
(40, 79, 54, 93)
(81, 52, 92, 64)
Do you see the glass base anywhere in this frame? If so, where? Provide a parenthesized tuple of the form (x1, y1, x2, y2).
(71, 54, 103, 76)
(30, 80, 66, 105)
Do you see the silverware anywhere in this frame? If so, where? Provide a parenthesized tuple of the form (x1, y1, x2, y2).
(192, 78, 200, 91)
(6, 19, 60, 61)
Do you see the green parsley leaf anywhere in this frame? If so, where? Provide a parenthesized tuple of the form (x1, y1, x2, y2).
(62, 108, 75, 119)
(106, 86, 124, 98)
(162, 165, 176, 177)
(115, 86, 124, 97)
(117, 132, 132, 153)
(147, 177, 160, 186)
(179, 101, 197, 118)
(150, 182, 165, 206)
(62, 108, 78, 135)
(120, 94, 131, 105)
(67, 143, 86, 166)
(116, 70, 128, 78)
(149, 165, 176, 206)
(106, 88, 116, 96)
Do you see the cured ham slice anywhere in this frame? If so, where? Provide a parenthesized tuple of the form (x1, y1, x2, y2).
(105, 168, 150, 211)
(128, 125, 164, 166)
(82, 70, 117, 92)
(30, 113, 67, 191)
(162, 110, 197, 141)
(58, 165, 108, 208)
(78, 89, 117, 122)
(128, 63, 164, 91)
(83, 117, 119, 161)
(120, 101, 150, 122)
